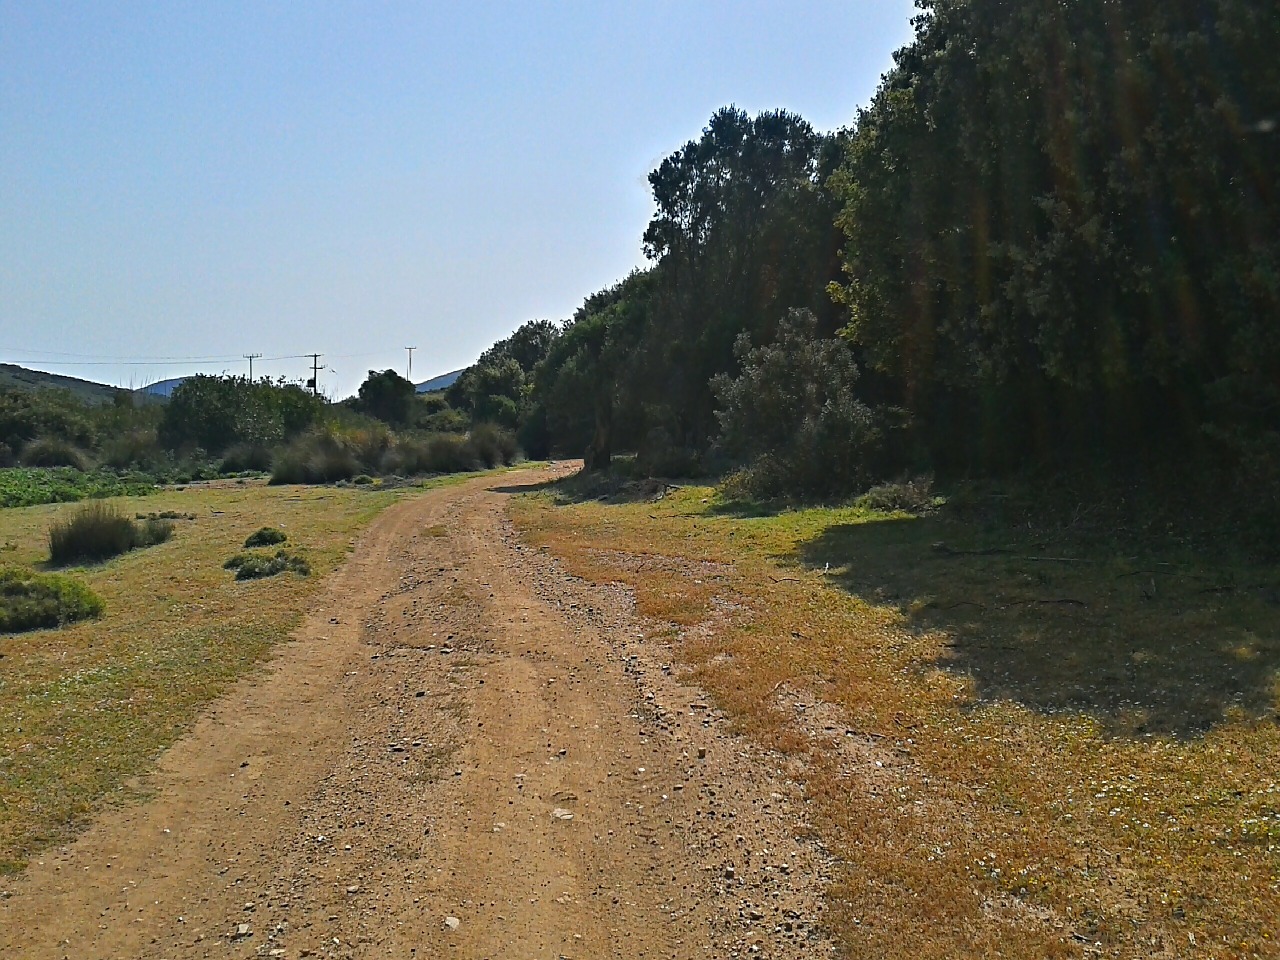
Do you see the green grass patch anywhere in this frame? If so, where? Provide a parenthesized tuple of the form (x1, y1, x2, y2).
(0, 467, 157, 509)
(0, 567, 103, 633)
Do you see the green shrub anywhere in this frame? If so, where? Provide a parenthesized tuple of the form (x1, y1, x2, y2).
(21, 437, 91, 470)
(220, 442, 274, 473)
(269, 431, 359, 484)
(469, 423, 520, 468)
(856, 476, 944, 514)
(48, 502, 174, 565)
(99, 429, 163, 470)
(224, 549, 310, 580)
(0, 566, 104, 633)
(712, 309, 900, 499)
(244, 526, 287, 548)
(387, 433, 479, 475)
(353, 474, 374, 485)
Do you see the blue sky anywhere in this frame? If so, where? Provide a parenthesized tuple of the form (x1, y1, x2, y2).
(0, 1, 916, 396)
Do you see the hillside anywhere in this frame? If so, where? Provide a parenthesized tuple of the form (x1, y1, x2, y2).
(135, 377, 184, 400)
(0, 364, 121, 405)
(415, 368, 464, 393)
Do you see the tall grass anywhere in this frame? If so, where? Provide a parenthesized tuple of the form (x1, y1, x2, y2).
(21, 438, 91, 470)
(270, 423, 521, 484)
(48, 502, 174, 565)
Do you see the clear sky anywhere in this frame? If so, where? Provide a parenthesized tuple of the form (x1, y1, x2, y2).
(0, 1, 916, 397)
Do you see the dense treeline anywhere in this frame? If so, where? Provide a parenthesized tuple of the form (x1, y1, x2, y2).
(458, 0, 1278, 499)
(8, 0, 1275, 504)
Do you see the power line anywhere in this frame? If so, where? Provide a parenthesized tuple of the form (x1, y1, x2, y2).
(0, 347, 247, 362)
(243, 353, 263, 379)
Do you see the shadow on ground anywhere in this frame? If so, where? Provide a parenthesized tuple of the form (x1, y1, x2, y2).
(798, 515, 1280, 739)
(490, 470, 687, 506)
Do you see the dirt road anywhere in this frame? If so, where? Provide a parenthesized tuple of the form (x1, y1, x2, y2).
(0, 467, 834, 959)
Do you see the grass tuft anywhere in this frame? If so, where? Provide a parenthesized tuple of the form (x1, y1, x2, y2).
(48, 502, 174, 565)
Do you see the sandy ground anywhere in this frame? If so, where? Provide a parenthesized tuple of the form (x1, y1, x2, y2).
(0, 467, 835, 959)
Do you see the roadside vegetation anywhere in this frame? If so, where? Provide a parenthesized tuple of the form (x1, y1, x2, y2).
(512, 474, 1280, 957)
(0, 367, 522, 510)
(0, 483, 401, 875)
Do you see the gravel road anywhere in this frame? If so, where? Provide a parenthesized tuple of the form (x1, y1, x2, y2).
(0, 466, 835, 959)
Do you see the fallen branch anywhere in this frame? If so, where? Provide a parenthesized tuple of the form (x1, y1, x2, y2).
(931, 542, 1100, 564)
(1000, 598, 1088, 609)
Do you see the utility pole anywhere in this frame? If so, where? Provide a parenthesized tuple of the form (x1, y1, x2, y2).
(405, 346, 416, 381)
(243, 352, 262, 380)
(307, 353, 323, 395)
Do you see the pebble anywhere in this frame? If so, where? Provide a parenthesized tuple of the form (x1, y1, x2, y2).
(444, 915, 461, 931)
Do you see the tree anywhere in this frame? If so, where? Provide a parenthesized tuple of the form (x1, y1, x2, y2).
(159, 376, 325, 453)
(355, 369, 416, 426)
(639, 107, 845, 449)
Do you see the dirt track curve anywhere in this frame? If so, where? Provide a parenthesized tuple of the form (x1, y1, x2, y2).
(0, 466, 835, 959)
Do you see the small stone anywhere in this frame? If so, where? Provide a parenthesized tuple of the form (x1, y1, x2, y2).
(724, 866, 736, 880)
(346, 885, 360, 893)
(232, 923, 252, 940)
(444, 916, 461, 931)
(697, 747, 707, 759)
(552, 808, 574, 821)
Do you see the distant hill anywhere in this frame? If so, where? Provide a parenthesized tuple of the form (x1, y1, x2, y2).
(135, 377, 185, 400)
(416, 369, 465, 394)
(0, 363, 123, 405)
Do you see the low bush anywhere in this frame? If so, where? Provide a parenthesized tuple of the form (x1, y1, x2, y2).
(269, 431, 359, 484)
(0, 566, 104, 633)
(48, 502, 174, 565)
(712, 309, 902, 500)
(223, 549, 310, 580)
(136, 510, 195, 521)
(469, 423, 520, 468)
(219, 442, 275, 474)
(244, 526, 287, 548)
(99, 429, 164, 471)
(21, 438, 91, 470)
(856, 476, 944, 514)
(387, 433, 479, 475)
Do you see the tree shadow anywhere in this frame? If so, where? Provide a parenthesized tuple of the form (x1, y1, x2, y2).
(796, 514, 1280, 740)
(489, 470, 688, 507)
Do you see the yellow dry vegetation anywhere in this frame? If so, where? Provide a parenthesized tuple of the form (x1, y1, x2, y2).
(511, 482, 1280, 959)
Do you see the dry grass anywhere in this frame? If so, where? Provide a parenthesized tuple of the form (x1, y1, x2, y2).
(509, 479, 1280, 959)
(0, 483, 401, 874)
